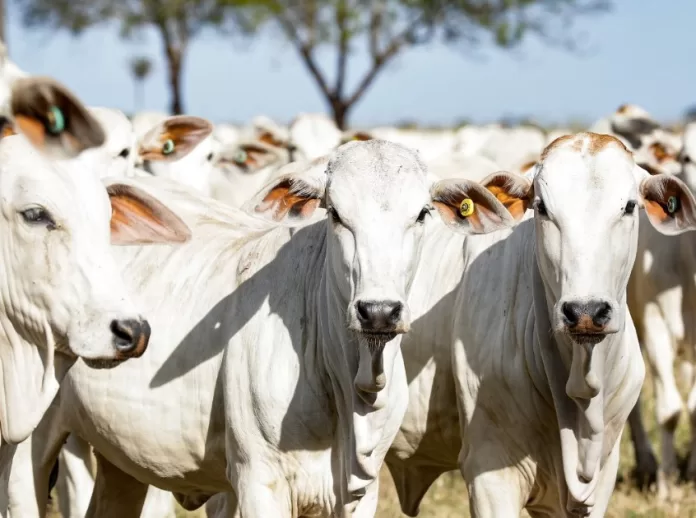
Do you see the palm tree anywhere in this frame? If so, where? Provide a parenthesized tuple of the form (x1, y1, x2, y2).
(130, 56, 152, 112)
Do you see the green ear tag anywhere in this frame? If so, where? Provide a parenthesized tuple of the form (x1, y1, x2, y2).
(667, 195, 679, 214)
(162, 139, 175, 155)
(46, 106, 65, 135)
(234, 149, 248, 164)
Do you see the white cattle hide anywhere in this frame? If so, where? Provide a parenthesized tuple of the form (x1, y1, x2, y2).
(21, 143, 515, 518)
(385, 133, 696, 517)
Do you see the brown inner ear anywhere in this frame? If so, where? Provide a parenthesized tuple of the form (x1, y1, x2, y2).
(256, 180, 320, 221)
(486, 184, 529, 221)
(641, 180, 682, 224)
(11, 77, 105, 153)
(109, 184, 190, 244)
(433, 188, 506, 233)
(258, 131, 284, 148)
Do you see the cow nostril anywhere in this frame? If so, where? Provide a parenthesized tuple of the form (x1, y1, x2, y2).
(590, 302, 612, 327)
(386, 302, 403, 324)
(110, 319, 139, 353)
(356, 301, 371, 323)
(561, 302, 581, 326)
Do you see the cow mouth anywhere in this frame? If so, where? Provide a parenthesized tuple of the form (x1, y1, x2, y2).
(82, 357, 127, 370)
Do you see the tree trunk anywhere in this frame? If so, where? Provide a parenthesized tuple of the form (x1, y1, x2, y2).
(165, 46, 184, 115)
(330, 98, 350, 130)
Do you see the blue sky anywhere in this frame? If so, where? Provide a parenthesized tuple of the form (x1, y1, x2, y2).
(5, 0, 695, 127)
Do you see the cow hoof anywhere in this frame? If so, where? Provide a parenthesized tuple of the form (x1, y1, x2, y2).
(631, 452, 658, 491)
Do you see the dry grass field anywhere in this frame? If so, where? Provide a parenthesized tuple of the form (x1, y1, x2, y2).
(46, 370, 696, 517)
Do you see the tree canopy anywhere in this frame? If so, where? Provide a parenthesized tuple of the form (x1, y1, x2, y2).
(14, 0, 611, 126)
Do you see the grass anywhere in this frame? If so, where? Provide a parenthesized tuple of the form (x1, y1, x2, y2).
(46, 368, 696, 517)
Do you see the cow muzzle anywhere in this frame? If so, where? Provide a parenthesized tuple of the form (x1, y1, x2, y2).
(110, 318, 151, 359)
(557, 297, 619, 342)
(352, 299, 409, 335)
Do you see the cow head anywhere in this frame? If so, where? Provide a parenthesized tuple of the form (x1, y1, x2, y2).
(467, 132, 696, 511)
(0, 78, 191, 443)
(248, 141, 516, 392)
(137, 115, 215, 195)
(85, 107, 137, 179)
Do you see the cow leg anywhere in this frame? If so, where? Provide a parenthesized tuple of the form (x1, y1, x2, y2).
(56, 434, 95, 518)
(233, 470, 290, 518)
(85, 453, 147, 518)
(141, 486, 177, 518)
(588, 439, 621, 517)
(685, 377, 696, 481)
(461, 445, 525, 517)
(642, 302, 681, 497)
(205, 492, 239, 517)
(344, 479, 379, 518)
(627, 398, 658, 490)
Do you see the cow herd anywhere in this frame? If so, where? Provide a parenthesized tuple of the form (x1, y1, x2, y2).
(0, 44, 695, 518)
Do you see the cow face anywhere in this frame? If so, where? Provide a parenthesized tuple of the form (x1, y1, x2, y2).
(249, 141, 516, 336)
(137, 115, 215, 195)
(86, 107, 137, 179)
(494, 133, 696, 347)
(0, 78, 191, 443)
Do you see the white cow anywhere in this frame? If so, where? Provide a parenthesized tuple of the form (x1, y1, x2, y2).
(0, 76, 191, 515)
(19, 142, 515, 518)
(384, 133, 696, 517)
(288, 113, 342, 161)
(209, 137, 295, 208)
(625, 121, 696, 496)
(136, 115, 217, 195)
(0, 43, 28, 117)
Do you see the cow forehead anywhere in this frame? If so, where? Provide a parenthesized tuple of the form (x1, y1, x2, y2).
(539, 133, 636, 196)
(327, 140, 429, 211)
(0, 137, 110, 220)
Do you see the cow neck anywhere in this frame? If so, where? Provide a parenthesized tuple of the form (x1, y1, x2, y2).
(317, 257, 407, 512)
(529, 254, 629, 516)
(0, 311, 73, 445)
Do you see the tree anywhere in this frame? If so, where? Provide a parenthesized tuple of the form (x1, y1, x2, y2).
(230, 0, 611, 129)
(130, 56, 153, 111)
(15, 0, 231, 115)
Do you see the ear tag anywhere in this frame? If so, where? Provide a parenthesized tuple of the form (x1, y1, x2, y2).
(667, 195, 679, 214)
(46, 106, 65, 135)
(162, 139, 175, 155)
(459, 198, 475, 217)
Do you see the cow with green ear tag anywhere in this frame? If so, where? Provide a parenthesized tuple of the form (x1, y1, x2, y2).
(0, 76, 192, 517)
(384, 132, 696, 518)
(135, 115, 216, 196)
(625, 121, 696, 498)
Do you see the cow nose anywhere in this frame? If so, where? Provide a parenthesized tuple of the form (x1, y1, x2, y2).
(355, 300, 403, 332)
(561, 300, 613, 331)
(110, 319, 151, 358)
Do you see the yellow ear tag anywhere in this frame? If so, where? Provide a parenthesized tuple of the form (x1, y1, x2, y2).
(459, 198, 475, 217)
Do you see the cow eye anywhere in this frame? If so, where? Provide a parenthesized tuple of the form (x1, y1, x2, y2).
(624, 200, 637, 215)
(20, 206, 56, 229)
(416, 206, 431, 224)
(118, 148, 130, 158)
(683, 154, 692, 164)
(206, 152, 214, 161)
(535, 199, 548, 217)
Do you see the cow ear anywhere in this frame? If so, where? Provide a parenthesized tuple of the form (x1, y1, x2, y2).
(247, 174, 325, 223)
(217, 142, 280, 171)
(431, 178, 515, 234)
(138, 116, 212, 162)
(10, 76, 105, 159)
(106, 183, 192, 245)
(480, 171, 534, 222)
(638, 172, 696, 235)
(0, 116, 15, 138)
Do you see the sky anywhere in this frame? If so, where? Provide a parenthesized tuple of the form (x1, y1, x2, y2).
(5, 0, 696, 127)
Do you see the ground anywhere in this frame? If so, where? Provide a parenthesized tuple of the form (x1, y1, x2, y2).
(46, 371, 696, 517)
